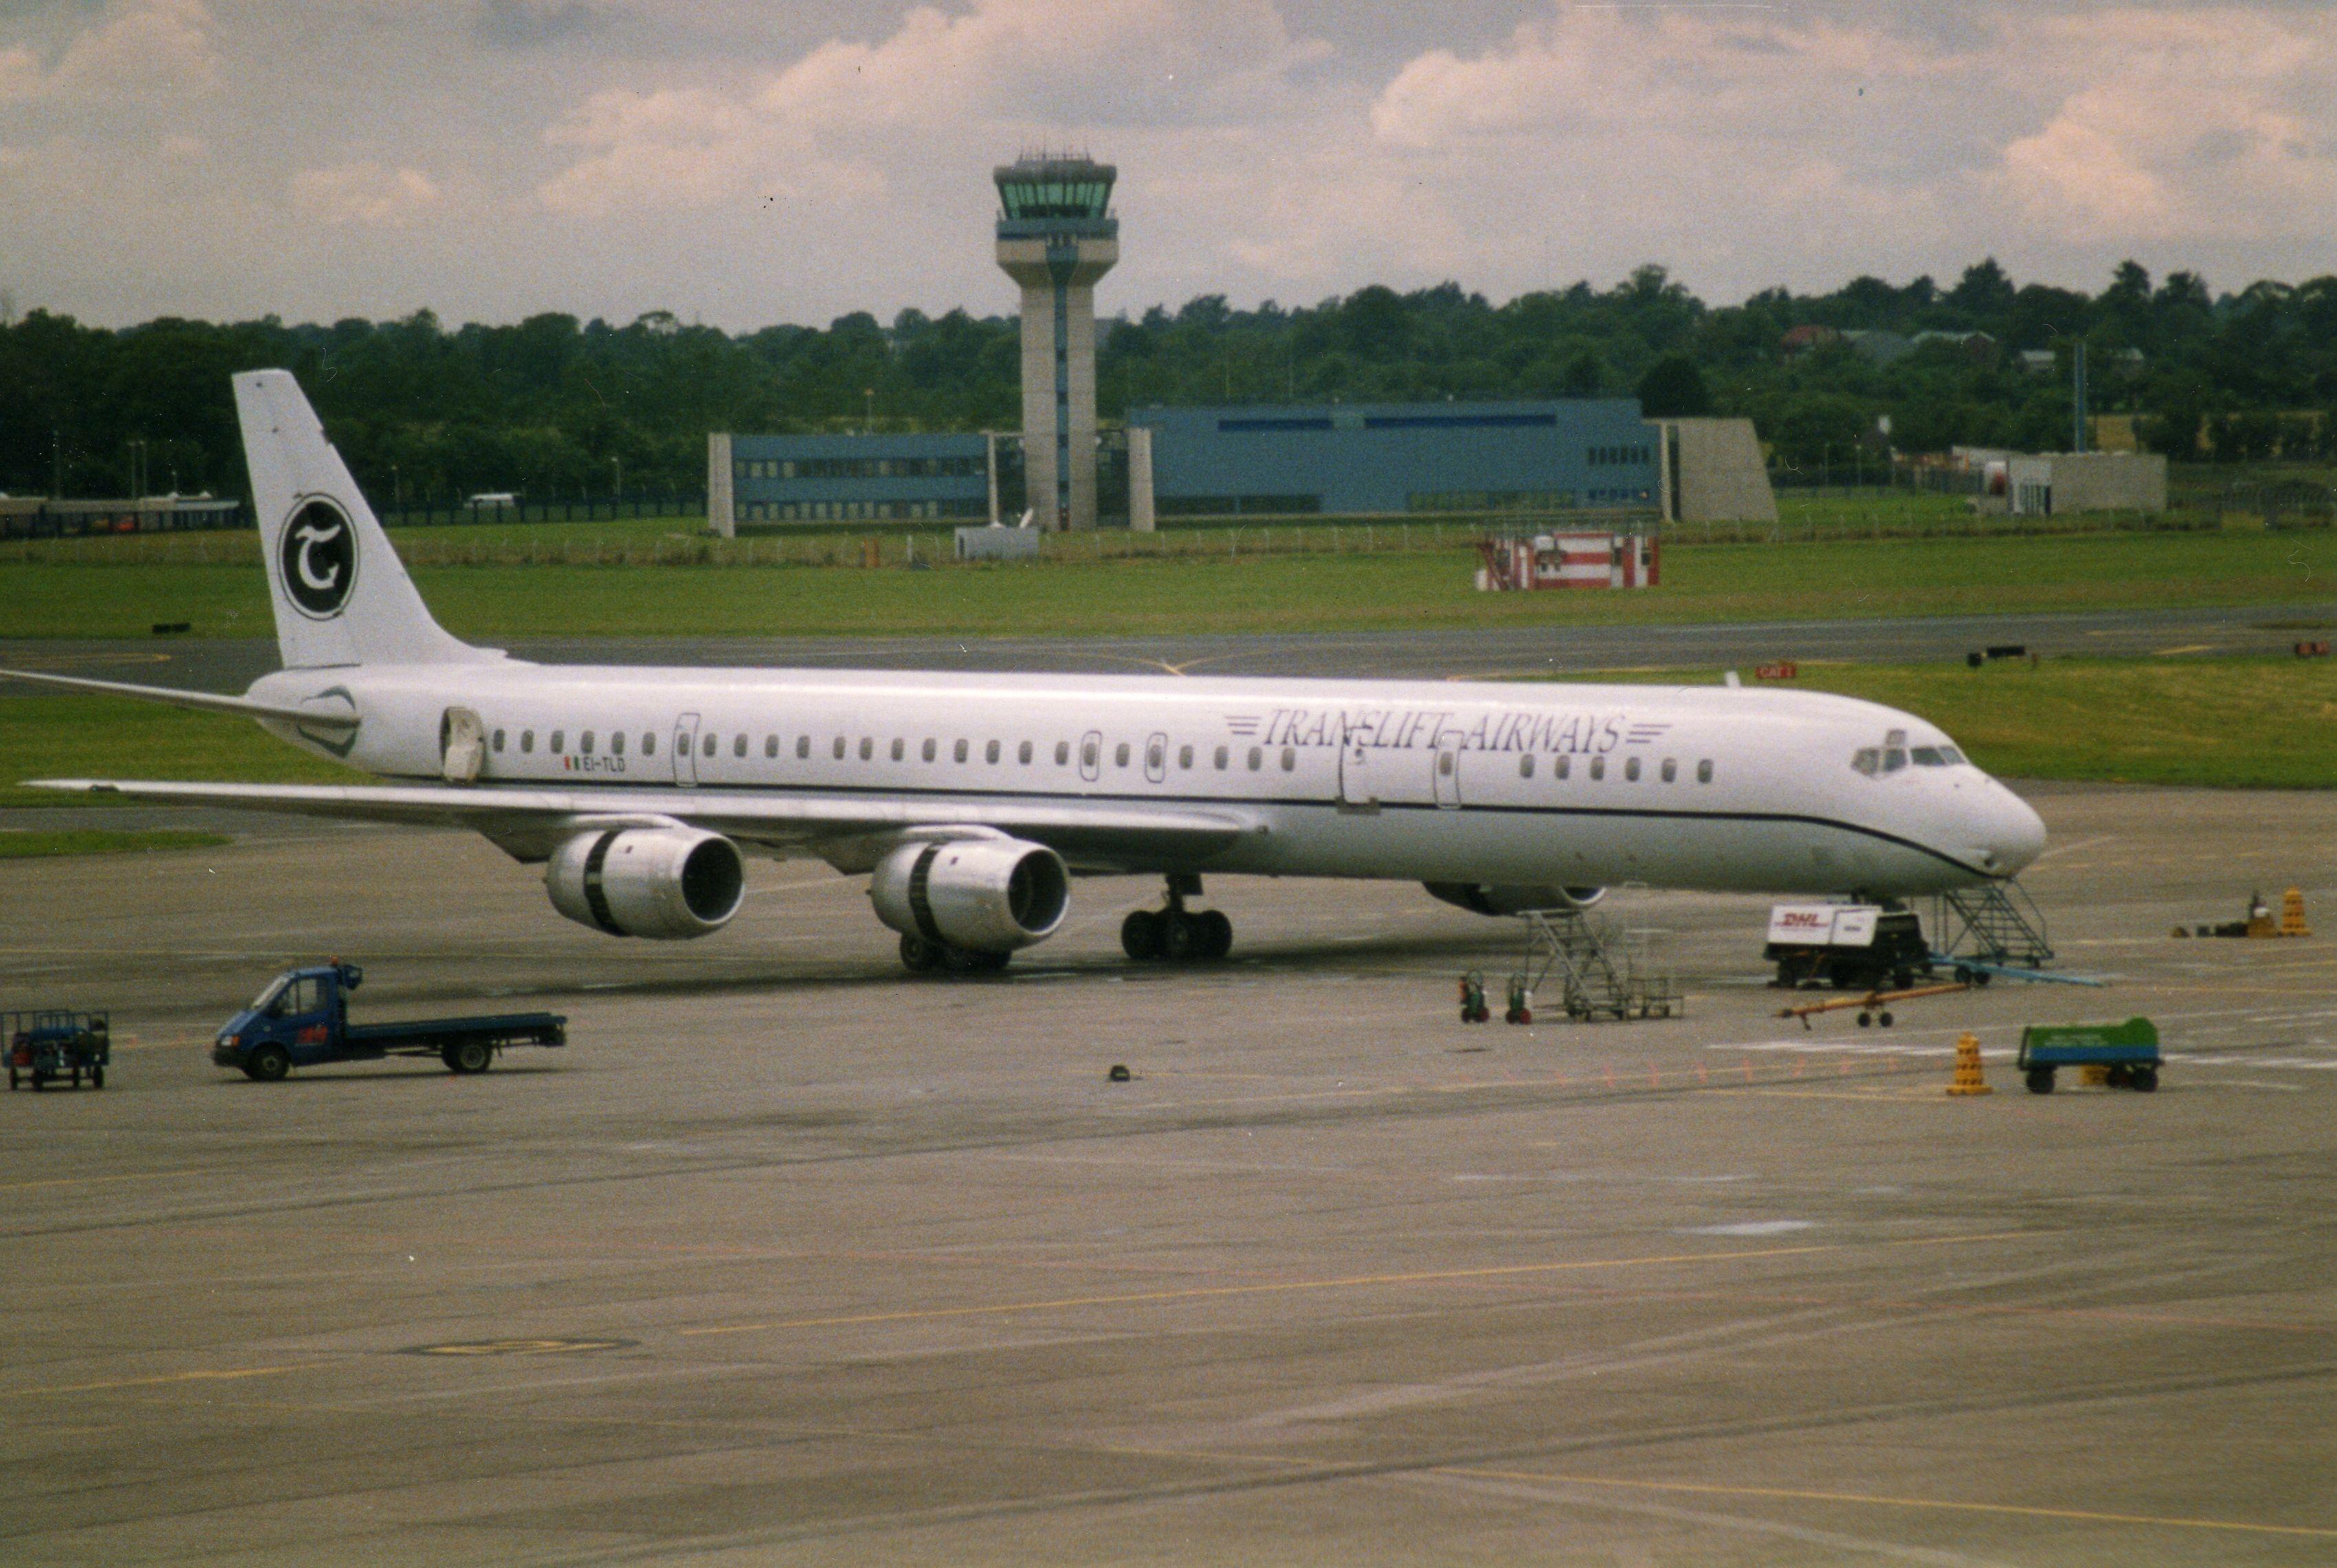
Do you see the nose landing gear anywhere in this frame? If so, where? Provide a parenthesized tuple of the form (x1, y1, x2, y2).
(1122, 874, 1233, 965)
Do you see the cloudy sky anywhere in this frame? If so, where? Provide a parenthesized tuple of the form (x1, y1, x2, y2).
(3, 1, 2332, 330)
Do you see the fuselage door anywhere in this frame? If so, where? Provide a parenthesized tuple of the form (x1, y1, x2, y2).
(1433, 737, 1464, 808)
(439, 707, 486, 784)
(673, 712, 701, 787)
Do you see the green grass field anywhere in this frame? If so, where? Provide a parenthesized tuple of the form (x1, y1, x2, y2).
(2, 529, 2332, 641)
(0, 828, 231, 858)
(0, 695, 365, 809)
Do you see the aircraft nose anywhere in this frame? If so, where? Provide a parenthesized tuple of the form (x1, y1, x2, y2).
(1970, 784, 2047, 877)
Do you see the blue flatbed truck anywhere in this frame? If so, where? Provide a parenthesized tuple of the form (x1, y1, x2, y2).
(212, 963, 565, 1082)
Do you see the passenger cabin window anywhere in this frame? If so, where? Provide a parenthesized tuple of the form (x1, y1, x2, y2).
(550, 730, 565, 754)
(1519, 753, 1535, 779)
(1660, 758, 1676, 782)
(1625, 756, 1641, 782)
(1590, 755, 1605, 781)
(612, 732, 626, 756)
(890, 738, 905, 762)
(1082, 738, 1099, 769)
(1555, 754, 1570, 780)
(1281, 747, 1296, 772)
(1115, 742, 1130, 768)
(921, 738, 935, 762)
(1248, 747, 1263, 771)
(643, 733, 656, 756)
(1438, 752, 1455, 777)
(492, 729, 506, 752)
(766, 735, 779, 759)
(955, 739, 969, 762)
(1146, 739, 1164, 772)
(735, 735, 748, 759)
(1697, 759, 1714, 783)
(581, 731, 595, 755)
(1056, 742, 1071, 766)
(703, 734, 716, 758)
(1178, 745, 1193, 770)
(1019, 741, 1033, 764)
(860, 738, 873, 761)
(521, 730, 534, 753)
(798, 736, 810, 760)
(1215, 746, 1228, 770)
(987, 740, 1001, 764)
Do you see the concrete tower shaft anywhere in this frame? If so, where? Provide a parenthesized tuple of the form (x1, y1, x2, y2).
(994, 155, 1117, 531)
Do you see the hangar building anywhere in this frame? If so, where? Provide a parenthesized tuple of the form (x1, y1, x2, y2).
(1127, 399, 1663, 517)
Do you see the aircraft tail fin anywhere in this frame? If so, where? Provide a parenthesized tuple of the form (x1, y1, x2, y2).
(234, 369, 481, 669)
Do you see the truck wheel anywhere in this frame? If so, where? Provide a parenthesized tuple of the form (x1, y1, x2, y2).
(443, 1040, 493, 1075)
(2025, 1067, 2054, 1095)
(90, 1065, 105, 1090)
(30, 1071, 45, 1092)
(246, 1044, 290, 1082)
(2131, 1066, 2159, 1093)
(6, 1066, 15, 1091)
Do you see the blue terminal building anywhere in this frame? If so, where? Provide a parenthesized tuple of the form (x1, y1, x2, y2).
(1127, 399, 1662, 516)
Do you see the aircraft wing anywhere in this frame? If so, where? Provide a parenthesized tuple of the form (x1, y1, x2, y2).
(25, 778, 1261, 870)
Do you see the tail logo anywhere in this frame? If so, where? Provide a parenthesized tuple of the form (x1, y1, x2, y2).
(279, 497, 358, 619)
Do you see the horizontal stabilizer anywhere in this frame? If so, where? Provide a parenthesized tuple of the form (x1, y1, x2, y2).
(0, 668, 361, 728)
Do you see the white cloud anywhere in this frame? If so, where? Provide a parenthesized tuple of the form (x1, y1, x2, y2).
(291, 162, 444, 227)
(537, 0, 1325, 216)
(0, 0, 221, 103)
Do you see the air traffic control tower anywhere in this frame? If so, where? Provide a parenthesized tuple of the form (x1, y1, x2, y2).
(994, 153, 1117, 530)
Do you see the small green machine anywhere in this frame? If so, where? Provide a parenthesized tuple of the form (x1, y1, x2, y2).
(2016, 1017, 2159, 1095)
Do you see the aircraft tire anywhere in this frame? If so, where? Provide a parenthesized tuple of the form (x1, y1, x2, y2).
(1198, 910, 1233, 960)
(899, 932, 944, 973)
(1162, 912, 1200, 964)
(1121, 910, 1164, 962)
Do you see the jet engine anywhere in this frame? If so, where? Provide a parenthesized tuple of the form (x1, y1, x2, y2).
(546, 827, 745, 939)
(1424, 882, 1606, 917)
(870, 837, 1069, 954)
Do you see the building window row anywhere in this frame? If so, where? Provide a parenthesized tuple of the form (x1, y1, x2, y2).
(736, 455, 984, 482)
(1588, 444, 1653, 467)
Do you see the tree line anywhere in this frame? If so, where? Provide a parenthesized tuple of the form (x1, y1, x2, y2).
(2, 259, 2331, 505)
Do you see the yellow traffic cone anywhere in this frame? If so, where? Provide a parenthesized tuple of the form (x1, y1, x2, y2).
(2281, 888, 2311, 938)
(1947, 1032, 1992, 1096)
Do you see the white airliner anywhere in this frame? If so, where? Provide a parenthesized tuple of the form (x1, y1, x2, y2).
(6, 371, 2045, 971)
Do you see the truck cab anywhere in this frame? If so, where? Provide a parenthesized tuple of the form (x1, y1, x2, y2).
(213, 963, 363, 1080)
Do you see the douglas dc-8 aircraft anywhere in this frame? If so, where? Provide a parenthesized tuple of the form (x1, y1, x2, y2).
(6, 372, 2045, 971)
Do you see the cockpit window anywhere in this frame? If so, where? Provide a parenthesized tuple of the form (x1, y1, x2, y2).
(1911, 746, 1965, 766)
(1881, 747, 1908, 773)
(1852, 748, 1880, 777)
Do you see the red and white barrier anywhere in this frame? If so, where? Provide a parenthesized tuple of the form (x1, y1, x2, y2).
(1475, 533, 1661, 591)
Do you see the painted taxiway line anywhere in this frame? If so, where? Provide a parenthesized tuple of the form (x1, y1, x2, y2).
(1438, 1466, 2337, 1541)
(676, 1230, 2037, 1340)
(0, 1364, 319, 1401)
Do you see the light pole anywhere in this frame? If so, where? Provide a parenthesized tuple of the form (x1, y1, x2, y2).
(391, 463, 401, 511)
(610, 455, 621, 504)
(127, 438, 147, 500)
(862, 388, 875, 432)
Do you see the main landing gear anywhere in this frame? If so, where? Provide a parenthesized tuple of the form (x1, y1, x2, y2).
(1121, 874, 1233, 965)
(897, 932, 1013, 974)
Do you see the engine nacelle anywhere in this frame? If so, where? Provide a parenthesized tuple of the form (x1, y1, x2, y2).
(546, 828, 745, 940)
(1424, 882, 1607, 917)
(870, 837, 1069, 953)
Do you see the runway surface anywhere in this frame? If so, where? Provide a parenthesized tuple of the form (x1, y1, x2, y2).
(3, 599, 2331, 696)
(3, 784, 2335, 1564)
